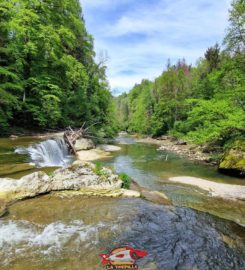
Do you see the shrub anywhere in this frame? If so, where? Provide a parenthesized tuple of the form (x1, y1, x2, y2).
(119, 173, 132, 189)
(94, 161, 103, 176)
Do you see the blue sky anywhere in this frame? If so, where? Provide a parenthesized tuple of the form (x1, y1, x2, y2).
(81, 0, 231, 95)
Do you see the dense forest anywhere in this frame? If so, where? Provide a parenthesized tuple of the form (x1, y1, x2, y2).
(115, 0, 244, 152)
(0, 0, 117, 136)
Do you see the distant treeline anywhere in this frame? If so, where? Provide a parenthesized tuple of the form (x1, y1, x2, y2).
(0, 0, 117, 136)
(115, 0, 245, 149)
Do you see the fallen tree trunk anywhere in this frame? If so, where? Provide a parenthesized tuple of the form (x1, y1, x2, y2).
(64, 131, 77, 154)
(63, 123, 97, 154)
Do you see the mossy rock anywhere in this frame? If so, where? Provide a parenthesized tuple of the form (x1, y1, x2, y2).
(219, 141, 245, 177)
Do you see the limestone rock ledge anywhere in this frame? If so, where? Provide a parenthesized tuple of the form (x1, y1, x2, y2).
(0, 161, 140, 207)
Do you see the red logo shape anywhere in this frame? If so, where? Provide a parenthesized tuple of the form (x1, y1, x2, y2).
(100, 245, 148, 268)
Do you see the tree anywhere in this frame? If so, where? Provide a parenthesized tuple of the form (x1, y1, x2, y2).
(0, 0, 118, 136)
(205, 43, 220, 72)
(224, 0, 245, 52)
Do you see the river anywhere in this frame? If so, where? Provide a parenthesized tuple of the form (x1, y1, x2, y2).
(0, 135, 244, 270)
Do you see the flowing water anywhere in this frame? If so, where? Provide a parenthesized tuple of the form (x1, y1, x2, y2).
(0, 136, 73, 178)
(101, 136, 245, 226)
(0, 135, 244, 269)
(0, 196, 244, 270)
(15, 138, 73, 167)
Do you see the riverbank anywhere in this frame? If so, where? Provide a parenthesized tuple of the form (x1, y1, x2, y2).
(169, 176, 245, 201)
(135, 136, 245, 177)
(1, 126, 65, 138)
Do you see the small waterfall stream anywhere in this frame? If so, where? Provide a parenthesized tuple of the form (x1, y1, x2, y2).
(15, 138, 73, 167)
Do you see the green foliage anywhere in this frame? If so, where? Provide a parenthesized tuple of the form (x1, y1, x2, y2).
(204, 43, 220, 72)
(224, 0, 245, 52)
(119, 173, 132, 189)
(115, 1, 245, 154)
(0, 0, 118, 136)
(116, 60, 192, 137)
(94, 161, 103, 176)
(175, 99, 245, 144)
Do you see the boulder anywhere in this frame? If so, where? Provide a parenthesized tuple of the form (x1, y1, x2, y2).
(0, 171, 52, 202)
(9, 135, 18, 139)
(219, 149, 245, 177)
(175, 140, 187, 145)
(74, 138, 95, 151)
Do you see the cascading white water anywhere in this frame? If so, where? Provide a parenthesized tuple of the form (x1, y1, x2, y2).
(15, 138, 73, 167)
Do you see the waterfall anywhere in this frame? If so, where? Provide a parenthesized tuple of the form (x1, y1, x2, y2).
(15, 138, 73, 167)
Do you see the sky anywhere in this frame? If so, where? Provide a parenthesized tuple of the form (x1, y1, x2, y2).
(81, 0, 231, 95)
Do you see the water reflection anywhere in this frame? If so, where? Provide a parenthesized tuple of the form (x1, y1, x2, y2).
(100, 140, 245, 225)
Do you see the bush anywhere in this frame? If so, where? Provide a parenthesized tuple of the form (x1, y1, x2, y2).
(94, 161, 103, 175)
(119, 173, 132, 189)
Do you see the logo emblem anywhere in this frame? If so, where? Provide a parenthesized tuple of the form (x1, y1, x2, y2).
(100, 245, 148, 269)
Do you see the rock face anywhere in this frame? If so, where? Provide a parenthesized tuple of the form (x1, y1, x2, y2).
(219, 141, 245, 177)
(74, 138, 95, 151)
(0, 162, 124, 203)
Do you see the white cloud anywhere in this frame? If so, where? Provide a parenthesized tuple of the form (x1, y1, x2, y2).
(82, 0, 232, 94)
(82, 0, 132, 10)
(106, 0, 229, 37)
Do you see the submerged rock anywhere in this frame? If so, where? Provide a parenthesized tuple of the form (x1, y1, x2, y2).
(0, 163, 35, 178)
(0, 199, 7, 217)
(97, 144, 121, 152)
(75, 138, 95, 151)
(130, 180, 171, 205)
(219, 140, 245, 177)
(53, 188, 140, 198)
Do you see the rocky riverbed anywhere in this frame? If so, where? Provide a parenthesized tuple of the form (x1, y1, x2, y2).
(136, 136, 216, 164)
(136, 136, 245, 177)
